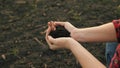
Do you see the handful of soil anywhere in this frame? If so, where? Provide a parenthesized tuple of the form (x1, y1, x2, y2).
(49, 26, 70, 38)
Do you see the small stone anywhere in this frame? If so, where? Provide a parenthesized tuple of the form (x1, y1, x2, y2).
(1, 54, 6, 60)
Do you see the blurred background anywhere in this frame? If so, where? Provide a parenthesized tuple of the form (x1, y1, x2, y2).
(0, 0, 120, 68)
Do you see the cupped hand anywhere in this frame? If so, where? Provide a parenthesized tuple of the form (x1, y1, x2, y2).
(48, 21, 66, 31)
(45, 23, 73, 50)
(46, 35, 73, 50)
(45, 21, 78, 50)
(48, 21, 77, 33)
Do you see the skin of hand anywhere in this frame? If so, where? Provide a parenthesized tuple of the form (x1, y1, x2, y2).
(46, 21, 117, 50)
(45, 21, 106, 68)
(48, 21, 77, 33)
(46, 36, 74, 50)
(49, 21, 117, 42)
(45, 23, 74, 50)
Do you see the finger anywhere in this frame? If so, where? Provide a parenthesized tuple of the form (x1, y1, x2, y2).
(49, 45, 58, 50)
(45, 33, 52, 46)
(46, 26, 51, 39)
(48, 21, 54, 31)
(48, 21, 51, 26)
(45, 36, 55, 50)
(46, 35, 57, 50)
(53, 22, 56, 30)
(45, 33, 50, 44)
(50, 21, 55, 31)
(46, 37, 51, 46)
(48, 36, 54, 42)
(51, 22, 56, 31)
(53, 21, 65, 26)
(48, 36, 56, 44)
(46, 36, 57, 50)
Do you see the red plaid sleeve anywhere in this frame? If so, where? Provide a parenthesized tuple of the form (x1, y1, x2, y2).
(113, 19, 120, 42)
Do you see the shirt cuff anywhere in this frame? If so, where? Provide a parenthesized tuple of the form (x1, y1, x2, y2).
(112, 19, 120, 43)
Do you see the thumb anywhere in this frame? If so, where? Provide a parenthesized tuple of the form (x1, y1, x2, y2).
(48, 36, 56, 44)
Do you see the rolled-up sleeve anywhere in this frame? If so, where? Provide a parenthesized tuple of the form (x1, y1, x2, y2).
(113, 19, 120, 42)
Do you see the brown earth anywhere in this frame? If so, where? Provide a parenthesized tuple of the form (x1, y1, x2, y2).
(0, 0, 120, 68)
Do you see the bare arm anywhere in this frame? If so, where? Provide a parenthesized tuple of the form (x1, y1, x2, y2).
(71, 22, 117, 42)
(69, 39, 106, 68)
(50, 21, 117, 42)
(46, 36, 106, 68)
(46, 22, 106, 68)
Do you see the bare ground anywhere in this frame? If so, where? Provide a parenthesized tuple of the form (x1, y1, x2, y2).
(0, 0, 120, 68)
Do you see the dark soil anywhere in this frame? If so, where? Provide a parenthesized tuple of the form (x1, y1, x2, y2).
(49, 26, 70, 38)
(0, 0, 120, 68)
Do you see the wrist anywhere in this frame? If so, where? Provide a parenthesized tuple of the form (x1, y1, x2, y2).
(66, 38, 78, 50)
(70, 28, 79, 40)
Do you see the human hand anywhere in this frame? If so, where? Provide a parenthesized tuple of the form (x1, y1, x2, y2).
(45, 23, 76, 50)
(47, 21, 64, 31)
(48, 21, 77, 33)
(46, 35, 73, 50)
(45, 21, 80, 50)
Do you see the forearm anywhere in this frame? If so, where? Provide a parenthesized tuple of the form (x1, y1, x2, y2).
(69, 40, 106, 68)
(71, 22, 117, 42)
